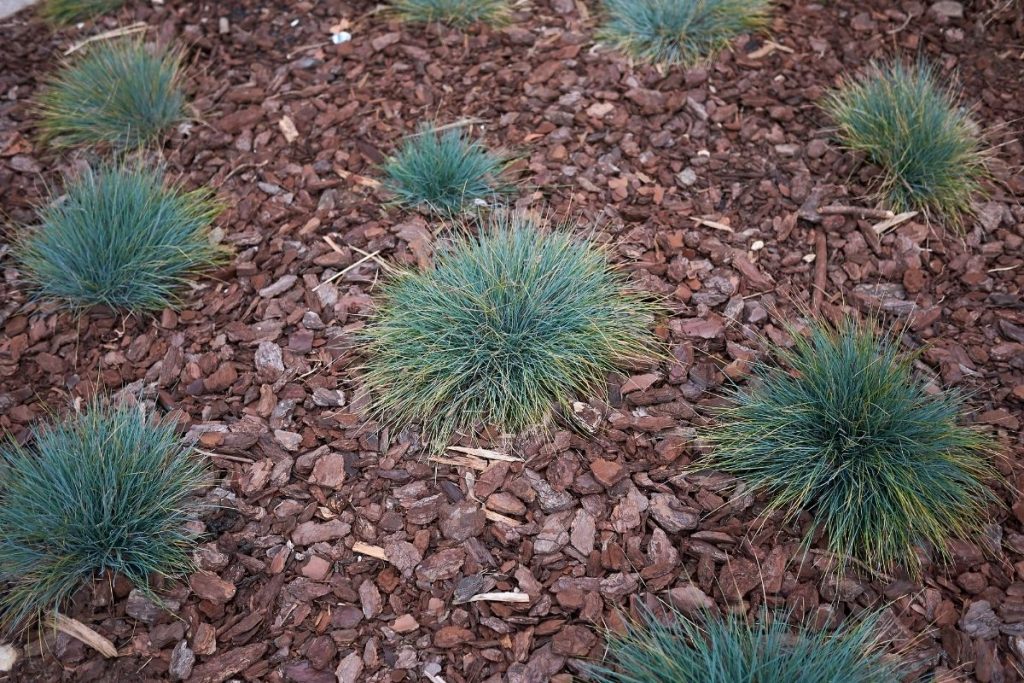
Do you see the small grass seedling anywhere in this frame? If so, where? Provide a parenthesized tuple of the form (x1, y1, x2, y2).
(597, 0, 772, 66)
(823, 60, 988, 230)
(359, 211, 662, 451)
(382, 123, 512, 217)
(0, 400, 206, 634)
(15, 163, 225, 313)
(389, 0, 510, 26)
(586, 604, 902, 683)
(702, 318, 999, 575)
(37, 38, 186, 150)
(40, 0, 125, 24)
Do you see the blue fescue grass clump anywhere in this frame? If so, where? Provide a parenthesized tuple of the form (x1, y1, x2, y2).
(40, 0, 123, 24)
(597, 0, 772, 66)
(586, 606, 902, 683)
(389, 0, 509, 26)
(15, 163, 225, 313)
(0, 401, 206, 634)
(360, 211, 662, 451)
(382, 124, 511, 216)
(823, 60, 988, 229)
(40, 0, 125, 24)
(37, 39, 186, 150)
(702, 318, 998, 575)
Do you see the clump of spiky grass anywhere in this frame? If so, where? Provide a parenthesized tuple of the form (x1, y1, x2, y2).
(597, 0, 771, 66)
(586, 605, 902, 683)
(15, 163, 225, 313)
(37, 39, 186, 150)
(382, 124, 512, 216)
(823, 60, 988, 229)
(40, 0, 125, 24)
(389, 0, 509, 26)
(0, 400, 207, 634)
(360, 211, 662, 451)
(701, 318, 998, 575)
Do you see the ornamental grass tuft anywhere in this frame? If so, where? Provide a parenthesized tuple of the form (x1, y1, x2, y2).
(360, 211, 662, 451)
(15, 163, 225, 313)
(823, 60, 988, 229)
(0, 400, 206, 634)
(37, 38, 186, 150)
(586, 605, 902, 683)
(389, 0, 509, 26)
(40, 0, 125, 24)
(597, 0, 772, 66)
(382, 124, 511, 216)
(702, 318, 998, 575)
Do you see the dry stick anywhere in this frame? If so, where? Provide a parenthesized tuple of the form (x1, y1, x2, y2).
(220, 161, 268, 185)
(446, 445, 522, 462)
(65, 23, 149, 56)
(313, 249, 381, 292)
(194, 449, 255, 464)
(406, 118, 486, 136)
(817, 204, 894, 220)
(812, 230, 827, 313)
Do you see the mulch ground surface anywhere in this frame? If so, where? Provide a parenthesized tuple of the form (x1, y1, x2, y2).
(1, 0, 1023, 681)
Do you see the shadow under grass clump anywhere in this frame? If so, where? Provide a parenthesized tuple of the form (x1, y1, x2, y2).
(15, 163, 225, 314)
(40, 0, 125, 24)
(702, 318, 998, 576)
(0, 400, 206, 634)
(37, 38, 186, 150)
(359, 211, 662, 451)
(389, 0, 509, 26)
(822, 60, 988, 230)
(586, 604, 902, 683)
(597, 0, 771, 66)
(382, 124, 512, 217)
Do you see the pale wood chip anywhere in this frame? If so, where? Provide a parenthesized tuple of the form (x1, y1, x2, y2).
(278, 116, 300, 143)
(46, 614, 117, 658)
(352, 542, 388, 561)
(334, 166, 382, 188)
(422, 669, 448, 683)
(429, 455, 489, 471)
(467, 591, 531, 603)
(0, 643, 19, 672)
(747, 40, 795, 59)
(691, 217, 734, 233)
(871, 210, 918, 235)
(485, 509, 521, 527)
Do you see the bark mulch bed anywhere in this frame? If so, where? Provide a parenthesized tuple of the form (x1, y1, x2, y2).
(0, 0, 1022, 681)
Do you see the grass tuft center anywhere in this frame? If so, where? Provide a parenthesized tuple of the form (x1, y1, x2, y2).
(359, 211, 662, 450)
(701, 318, 998, 575)
(597, 0, 772, 66)
(15, 163, 226, 314)
(37, 38, 186, 150)
(382, 124, 511, 216)
(822, 60, 988, 229)
(40, 0, 125, 24)
(586, 604, 903, 683)
(389, 0, 510, 26)
(0, 400, 207, 634)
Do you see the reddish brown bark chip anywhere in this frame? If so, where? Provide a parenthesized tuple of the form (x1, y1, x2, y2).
(189, 643, 267, 683)
(190, 571, 237, 604)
